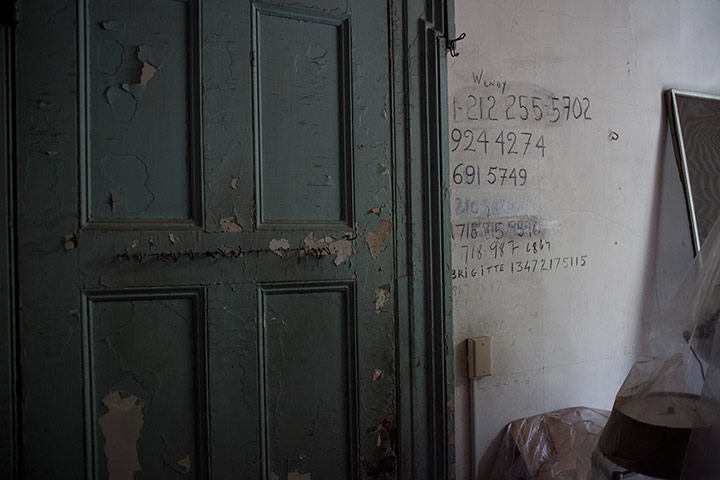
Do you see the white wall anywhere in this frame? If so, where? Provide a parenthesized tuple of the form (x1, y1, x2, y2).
(448, 1, 720, 478)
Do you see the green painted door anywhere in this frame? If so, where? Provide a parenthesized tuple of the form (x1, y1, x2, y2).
(16, 0, 398, 478)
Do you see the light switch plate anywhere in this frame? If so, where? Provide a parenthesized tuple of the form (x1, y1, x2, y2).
(467, 336, 491, 378)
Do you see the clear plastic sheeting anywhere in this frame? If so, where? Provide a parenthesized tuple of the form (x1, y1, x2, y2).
(596, 215, 720, 479)
(489, 407, 610, 480)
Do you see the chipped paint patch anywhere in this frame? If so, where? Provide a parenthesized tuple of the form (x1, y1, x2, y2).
(364, 421, 397, 478)
(375, 286, 390, 313)
(101, 154, 154, 213)
(365, 219, 392, 259)
(177, 454, 192, 472)
(168, 233, 178, 245)
(98, 391, 144, 480)
(64, 234, 77, 250)
(373, 369, 383, 381)
(288, 471, 311, 480)
(139, 61, 159, 86)
(303, 233, 354, 266)
(367, 207, 381, 215)
(230, 177, 239, 190)
(374, 286, 390, 312)
(98, 41, 124, 75)
(102, 20, 125, 31)
(269, 473, 280, 480)
(105, 86, 137, 122)
(379, 163, 390, 175)
(269, 238, 291, 257)
(219, 216, 244, 232)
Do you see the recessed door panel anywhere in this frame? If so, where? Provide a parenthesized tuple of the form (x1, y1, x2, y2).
(84, 0, 200, 225)
(260, 283, 357, 478)
(255, 6, 352, 227)
(85, 290, 207, 479)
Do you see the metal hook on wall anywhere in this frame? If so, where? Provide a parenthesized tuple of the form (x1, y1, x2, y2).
(447, 32, 466, 57)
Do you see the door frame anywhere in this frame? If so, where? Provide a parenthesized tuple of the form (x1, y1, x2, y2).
(2, 0, 455, 478)
(1, 7, 17, 480)
(392, 0, 454, 478)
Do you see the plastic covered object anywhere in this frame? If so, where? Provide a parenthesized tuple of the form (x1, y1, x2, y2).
(489, 407, 610, 480)
(597, 215, 720, 479)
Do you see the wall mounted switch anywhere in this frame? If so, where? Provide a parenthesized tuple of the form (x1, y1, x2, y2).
(467, 336, 491, 378)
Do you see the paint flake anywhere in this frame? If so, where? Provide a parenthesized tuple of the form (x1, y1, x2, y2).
(304, 233, 354, 266)
(98, 391, 144, 480)
(269, 238, 291, 257)
(105, 86, 137, 122)
(374, 287, 390, 313)
(177, 454, 192, 472)
(102, 20, 126, 31)
(373, 369, 383, 381)
(365, 219, 392, 259)
(219, 216, 244, 232)
(288, 471, 311, 480)
(139, 61, 159, 86)
(98, 41, 124, 75)
(168, 233, 178, 245)
(230, 177, 239, 190)
(101, 154, 154, 213)
(64, 234, 77, 250)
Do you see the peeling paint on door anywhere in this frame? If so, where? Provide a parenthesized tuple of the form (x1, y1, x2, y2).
(105, 86, 137, 122)
(374, 286, 390, 313)
(97, 41, 124, 75)
(97, 391, 144, 480)
(63, 234, 77, 250)
(219, 216, 244, 232)
(303, 233, 354, 265)
(139, 61, 158, 85)
(365, 219, 392, 259)
(101, 154, 155, 213)
(101, 20, 125, 31)
(269, 238, 291, 257)
(177, 454, 192, 472)
(288, 470, 312, 480)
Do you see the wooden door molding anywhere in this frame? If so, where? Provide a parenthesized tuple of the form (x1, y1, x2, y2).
(1, 17, 18, 480)
(392, 0, 454, 478)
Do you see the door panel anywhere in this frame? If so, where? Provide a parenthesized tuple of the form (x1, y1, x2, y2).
(261, 283, 357, 478)
(254, 5, 352, 227)
(84, 0, 201, 226)
(85, 289, 208, 479)
(17, 0, 396, 478)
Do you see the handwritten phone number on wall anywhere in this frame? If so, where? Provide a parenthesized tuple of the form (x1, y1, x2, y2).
(453, 164, 528, 187)
(453, 220, 543, 241)
(456, 238, 551, 263)
(450, 129, 546, 157)
(451, 255, 588, 279)
(452, 94, 592, 124)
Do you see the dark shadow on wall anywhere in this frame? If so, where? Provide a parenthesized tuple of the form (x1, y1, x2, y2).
(477, 428, 505, 479)
(638, 93, 694, 357)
